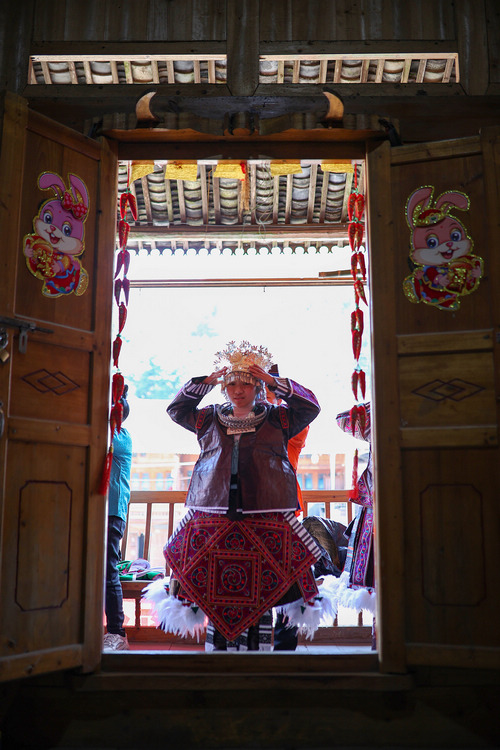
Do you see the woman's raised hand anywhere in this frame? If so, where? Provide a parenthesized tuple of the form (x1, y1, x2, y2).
(248, 364, 276, 386)
(203, 368, 227, 385)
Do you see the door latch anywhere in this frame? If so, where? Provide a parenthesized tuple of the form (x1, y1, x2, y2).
(0, 316, 53, 354)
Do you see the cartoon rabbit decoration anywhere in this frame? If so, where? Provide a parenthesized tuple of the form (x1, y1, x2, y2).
(23, 172, 90, 297)
(402, 185, 483, 311)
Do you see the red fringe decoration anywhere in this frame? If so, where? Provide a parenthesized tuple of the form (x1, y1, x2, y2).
(348, 448, 359, 500)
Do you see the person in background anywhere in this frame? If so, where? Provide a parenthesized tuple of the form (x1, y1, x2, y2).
(265, 364, 309, 651)
(103, 385, 133, 652)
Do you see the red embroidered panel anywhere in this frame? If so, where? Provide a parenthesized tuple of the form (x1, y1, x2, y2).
(165, 511, 319, 641)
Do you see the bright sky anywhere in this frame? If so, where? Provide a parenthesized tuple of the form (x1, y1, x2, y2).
(119, 245, 371, 459)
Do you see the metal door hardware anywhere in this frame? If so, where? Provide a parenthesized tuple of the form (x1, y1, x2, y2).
(0, 328, 9, 363)
(0, 316, 53, 354)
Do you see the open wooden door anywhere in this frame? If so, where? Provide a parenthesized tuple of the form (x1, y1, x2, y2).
(367, 129, 500, 672)
(0, 93, 116, 681)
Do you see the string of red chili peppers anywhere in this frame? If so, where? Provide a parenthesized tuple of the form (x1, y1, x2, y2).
(99, 172, 137, 494)
(347, 166, 367, 500)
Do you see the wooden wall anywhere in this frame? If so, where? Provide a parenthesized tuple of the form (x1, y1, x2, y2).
(32, 0, 227, 42)
(0, 0, 498, 142)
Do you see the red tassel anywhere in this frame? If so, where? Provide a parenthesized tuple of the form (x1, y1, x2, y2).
(110, 401, 124, 435)
(98, 446, 114, 495)
(351, 448, 359, 487)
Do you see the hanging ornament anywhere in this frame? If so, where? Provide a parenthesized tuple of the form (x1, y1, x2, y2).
(99, 163, 134, 494)
(346, 164, 369, 503)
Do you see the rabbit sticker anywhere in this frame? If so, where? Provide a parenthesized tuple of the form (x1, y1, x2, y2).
(23, 172, 90, 297)
(402, 185, 483, 311)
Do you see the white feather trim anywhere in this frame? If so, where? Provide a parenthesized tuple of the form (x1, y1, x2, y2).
(277, 589, 337, 640)
(319, 571, 377, 616)
(142, 579, 208, 639)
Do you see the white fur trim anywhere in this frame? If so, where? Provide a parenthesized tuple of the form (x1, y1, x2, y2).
(319, 571, 377, 616)
(142, 579, 208, 639)
(277, 590, 337, 640)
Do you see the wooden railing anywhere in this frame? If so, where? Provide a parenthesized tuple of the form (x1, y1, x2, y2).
(120, 490, 371, 644)
(121, 489, 353, 563)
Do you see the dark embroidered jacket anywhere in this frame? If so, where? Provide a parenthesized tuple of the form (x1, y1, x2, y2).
(167, 378, 320, 513)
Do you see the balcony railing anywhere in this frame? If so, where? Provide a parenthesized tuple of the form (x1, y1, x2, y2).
(119, 490, 372, 646)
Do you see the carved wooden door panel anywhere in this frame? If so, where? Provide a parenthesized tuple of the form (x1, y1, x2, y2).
(367, 129, 500, 672)
(0, 93, 116, 681)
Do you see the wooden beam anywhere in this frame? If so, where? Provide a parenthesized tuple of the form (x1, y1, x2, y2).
(226, 0, 259, 96)
(213, 176, 221, 224)
(29, 41, 228, 58)
(250, 162, 257, 224)
(319, 171, 329, 223)
(128, 224, 350, 241)
(284, 173, 293, 224)
(117, 142, 367, 163)
(307, 164, 318, 223)
(272, 176, 279, 223)
(129, 277, 353, 289)
(177, 179, 186, 223)
(454, 0, 488, 94)
(200, 164, 209, 225)
(259, 40, 460, 57)
(140, 176, 153, 223)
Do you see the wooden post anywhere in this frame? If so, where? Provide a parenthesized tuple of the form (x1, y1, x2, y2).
(226, 0, 260, 96)
(454, 0, 489, 95)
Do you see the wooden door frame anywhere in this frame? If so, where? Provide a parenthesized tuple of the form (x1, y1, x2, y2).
(98, 129, 397, 677)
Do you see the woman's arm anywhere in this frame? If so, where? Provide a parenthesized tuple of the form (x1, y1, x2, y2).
(166, 369, 226, 433)
(248, 363, 320, 436)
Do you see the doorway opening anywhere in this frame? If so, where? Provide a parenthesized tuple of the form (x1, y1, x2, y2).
(110, 157, 374, 653)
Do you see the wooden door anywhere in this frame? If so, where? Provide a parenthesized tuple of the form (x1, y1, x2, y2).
(0, 93, 117, 681)
(367, 130, 500, 672)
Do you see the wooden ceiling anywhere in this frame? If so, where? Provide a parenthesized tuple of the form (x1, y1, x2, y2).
(30, 52, 458, 86)
(118, 159, 364, 255)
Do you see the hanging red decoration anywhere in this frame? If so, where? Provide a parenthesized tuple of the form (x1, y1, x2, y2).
(347, 164, 368, 501)
(110, 400, 124, 436)
(99, 167, 134, 494)
(112, 335, 122, 367)
(118, 303, 127, 333)
(349, 448, 359, 501)
(112, 371, 125, 404)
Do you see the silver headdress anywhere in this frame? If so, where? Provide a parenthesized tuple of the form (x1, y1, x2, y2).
(214, 340, 273, 388)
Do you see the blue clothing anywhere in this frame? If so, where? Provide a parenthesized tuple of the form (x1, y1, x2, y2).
(108, 427, 132, 522)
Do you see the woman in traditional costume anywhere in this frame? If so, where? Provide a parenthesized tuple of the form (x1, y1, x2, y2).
(318, 403, 376, 646)
(143, 341, 333, 650)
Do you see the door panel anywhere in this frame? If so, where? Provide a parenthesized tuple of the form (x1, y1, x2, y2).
(367, 130, 500, 671)
(11, 340, 90, 423)
(0, 92, 117, 681)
